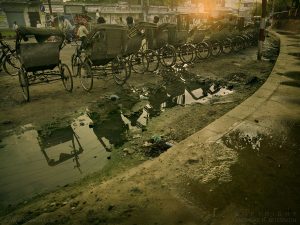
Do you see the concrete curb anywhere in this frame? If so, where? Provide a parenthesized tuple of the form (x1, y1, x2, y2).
(177, 30, 283, 146)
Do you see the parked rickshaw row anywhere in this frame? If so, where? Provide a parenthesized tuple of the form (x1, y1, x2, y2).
(7, 16, 259, 102)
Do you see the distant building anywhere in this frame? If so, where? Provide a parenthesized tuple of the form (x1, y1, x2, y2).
(225, 0, 256, 17)
(0, 0, 43, 28)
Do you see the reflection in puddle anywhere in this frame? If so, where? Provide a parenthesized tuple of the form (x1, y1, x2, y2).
(134, 81, 233, 120)
(0, 115, 111, 206)
(0, 77, 233, 206)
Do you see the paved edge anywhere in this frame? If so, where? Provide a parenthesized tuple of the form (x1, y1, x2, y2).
(175, 29, 283, 146)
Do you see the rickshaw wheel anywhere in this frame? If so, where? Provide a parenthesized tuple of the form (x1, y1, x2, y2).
(178, 44, 195, 64)
(144, 49, 159, 72)
(221, 38, 232, 54)
(18, 68, 29, 102)
(210, 41, 222, 57)
(232, 36, 244, 52)
(131, 51, 146, 74)
(196, 42, 210, 59)
(112, 57, 130, 85)
(71, 54, 82, 77)
(60, 63, 73, 92)
(79, 60, 93, 91)
(159, 45, 176, 67)
(3, 52, 20, 76)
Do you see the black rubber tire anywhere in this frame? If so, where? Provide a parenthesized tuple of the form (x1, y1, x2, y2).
(131, 51, 146, 74)
(159, 45, 176, 67)
(79, 60, 93, 91)
(60, 63, 73, 92)
(112, 57, 130, 85)
(71, 54, 81, 77)
(3, 52, 19, 76)
(221, 38, 232, 54)
(210, 41, 222, 57)
(144, 49, 159, 72)
(232, 36, 244, 52)
(196, 42, 210, 59)
(18, 68, 29, 102)
(178, 44, 195, 63)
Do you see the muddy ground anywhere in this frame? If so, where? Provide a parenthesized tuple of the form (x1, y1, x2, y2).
(0, 35, 279, 219)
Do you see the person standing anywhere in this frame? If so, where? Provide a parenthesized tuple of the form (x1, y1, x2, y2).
(77, 22, 89, 50)
(36, 20, 42, 28)
(63, 17, 74, 43)
(95, 9, 100, 21)
(153, 16, 160, 24)
(126, 16, 134, 29)
(13, 21, 18, 30)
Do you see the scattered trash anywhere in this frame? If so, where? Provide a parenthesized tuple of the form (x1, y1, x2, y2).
(245, 76, 259, 85)
(151, 135, 162, 143)
(49, 202, 56, 207)
(110, 95, 120, 101)
(1, 120, 12, 125)
(108, 205, 115, 211)
(139, 95, 149, 100)
(123, 148, 135, 155)
(212, 100, 235, 105)
(142, 135, 173, 157)
(133, 134, 142, 139)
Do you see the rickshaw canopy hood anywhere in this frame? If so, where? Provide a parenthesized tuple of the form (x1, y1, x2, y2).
(16, 27, 65, 43)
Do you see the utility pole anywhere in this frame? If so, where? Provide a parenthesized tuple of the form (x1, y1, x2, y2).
(257, 0, 267, 60)
(47, 0, 53, 15)
(238, 0, 242, 16)
(255, 0, 257, 16)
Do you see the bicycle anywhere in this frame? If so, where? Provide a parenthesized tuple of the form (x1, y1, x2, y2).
(0, 39, 20, 76)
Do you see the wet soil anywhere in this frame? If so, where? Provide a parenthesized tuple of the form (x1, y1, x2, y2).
(0, 36, 279, 216)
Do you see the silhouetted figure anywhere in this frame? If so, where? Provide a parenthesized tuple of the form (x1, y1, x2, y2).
(126, 16, 134, 29)
(153, 16, 160, 24)
(97, 16, 106, 24)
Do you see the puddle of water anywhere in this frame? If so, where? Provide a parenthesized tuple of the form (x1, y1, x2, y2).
(0, 115, 111, 206)
(122, 79, 234, 130)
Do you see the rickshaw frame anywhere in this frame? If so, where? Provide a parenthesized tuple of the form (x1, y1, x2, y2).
(16, 27, 73, 102)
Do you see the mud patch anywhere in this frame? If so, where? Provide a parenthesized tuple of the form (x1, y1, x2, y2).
(287, 35, 300, 39)
(288, 52, 300, 59)
(283, 71, 300, 80)
(281, 80, 300, 88)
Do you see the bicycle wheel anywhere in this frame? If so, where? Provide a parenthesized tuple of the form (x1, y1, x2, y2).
(221, 38, 232, 54)
(178, 44, 195, 64)
(18, 68, 29, 102)
(112, 57, 130, 85)
(131, 51, 146, 74)
(144, 49, 159, 72)
(71, 54, 81, 77)
(196, 42, 210, 59)
(60, 63, 73, 92)
(232, 36, 244, 52)
(159, 45, 176, 67)
(79, 60, 93, 91)
(210, 41, 222, 57)
(3, 52, 20, 76)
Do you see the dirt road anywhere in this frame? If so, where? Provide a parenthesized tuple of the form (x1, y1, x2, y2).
(0, 35, 279, 221)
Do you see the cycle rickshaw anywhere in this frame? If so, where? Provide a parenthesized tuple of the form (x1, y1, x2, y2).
(74, 24, 130, 91)
(16, 27, 73, 102)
